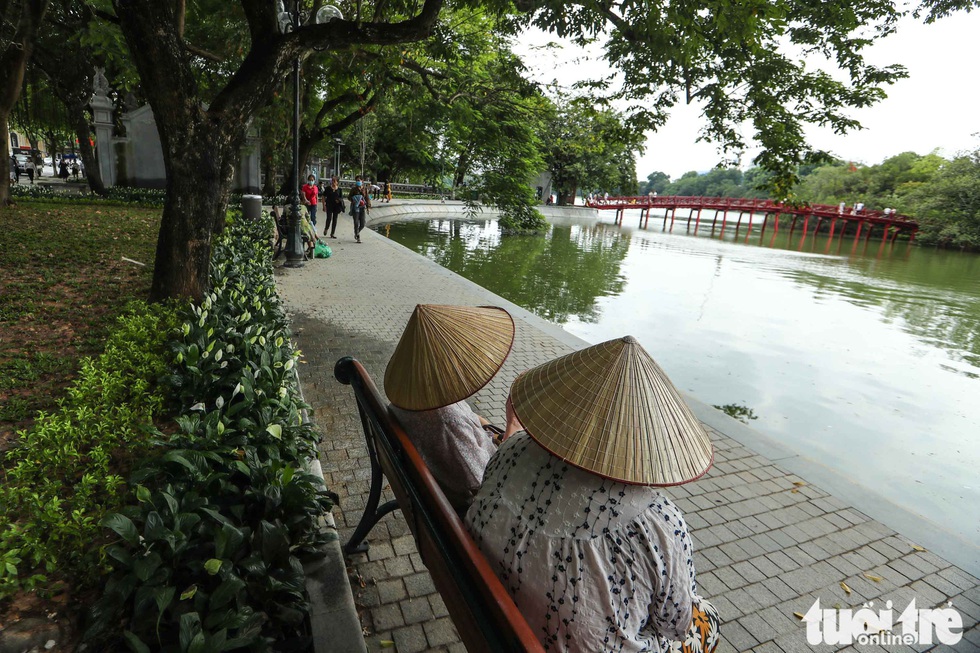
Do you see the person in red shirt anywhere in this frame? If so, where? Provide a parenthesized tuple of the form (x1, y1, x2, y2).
(301, 174, 319, 229)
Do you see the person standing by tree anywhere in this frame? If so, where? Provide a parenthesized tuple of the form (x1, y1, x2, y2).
(10, 156, 19, 184)
(59, 158, 69, 182)
(301, 174, 319, 230)
(323, 176, 344, 239)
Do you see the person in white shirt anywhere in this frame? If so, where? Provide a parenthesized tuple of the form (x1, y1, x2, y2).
(385, 304, 515, 512)
(467, 336, 720, 653)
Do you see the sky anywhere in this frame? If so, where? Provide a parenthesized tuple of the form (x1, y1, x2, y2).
(514, 10, 980, 181)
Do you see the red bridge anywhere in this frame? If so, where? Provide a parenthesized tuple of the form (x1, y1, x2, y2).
(585, 195, 919, 245)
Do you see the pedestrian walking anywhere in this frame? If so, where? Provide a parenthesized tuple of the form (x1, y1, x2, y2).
(323, 176, 344, 238)
(348, 176, 371, 243)
(71, 161, 80, 180)
(59, 158, 70, 182)
(9, 155, 20, 184)
(25, 158, 35, 184)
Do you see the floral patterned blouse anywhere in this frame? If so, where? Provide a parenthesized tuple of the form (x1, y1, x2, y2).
(465, 432, 698, 652)
(390, 401, 496, 511)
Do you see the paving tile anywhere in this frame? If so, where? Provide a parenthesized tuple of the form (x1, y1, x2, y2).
(733, 560, 769, 585)
(377, 578, 407, 603)
(738, 611, 781, 643)
(400, 596, 435, 625)
(424, 617, 460, 648)
(722, 619, 760, 651)
(372, 602, 406, 631)
(715, 566, 747, 591)
(392, 623, 428, 653)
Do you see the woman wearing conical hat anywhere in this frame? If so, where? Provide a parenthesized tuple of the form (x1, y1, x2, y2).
(465, 336, 720, 653)
(385, 304, 515, 512)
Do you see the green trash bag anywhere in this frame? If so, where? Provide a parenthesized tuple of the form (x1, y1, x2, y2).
(314, 241, 332, 258)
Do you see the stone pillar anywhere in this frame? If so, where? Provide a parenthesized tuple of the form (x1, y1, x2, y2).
(90, 68, 116, 187)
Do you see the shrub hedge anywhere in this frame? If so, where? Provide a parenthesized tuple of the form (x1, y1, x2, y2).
(84, 211, 333, 651)
(0, 303, 179, 598)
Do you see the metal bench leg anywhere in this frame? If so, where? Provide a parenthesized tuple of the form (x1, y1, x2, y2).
(344, 404, 402, 555)
(344, 499, 399, 555)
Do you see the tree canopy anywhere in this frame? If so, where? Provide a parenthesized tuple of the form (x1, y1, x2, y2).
(543, 96, 643, 204)
(3, 0, 976, 298)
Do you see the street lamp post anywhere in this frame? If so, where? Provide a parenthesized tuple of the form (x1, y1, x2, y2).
(333, 137, 343, 179)
(278, 1, 343, 268)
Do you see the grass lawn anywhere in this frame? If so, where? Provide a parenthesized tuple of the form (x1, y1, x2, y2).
(0, 202, 161, 449)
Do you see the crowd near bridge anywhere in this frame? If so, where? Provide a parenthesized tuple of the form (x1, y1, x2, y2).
(586, 195, 919, 246)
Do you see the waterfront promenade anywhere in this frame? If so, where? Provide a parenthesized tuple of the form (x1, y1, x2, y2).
(276, 202, 979, 652)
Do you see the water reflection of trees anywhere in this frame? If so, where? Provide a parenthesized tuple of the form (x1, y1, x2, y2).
(781, 249, 980, 370)
(405, 220, 630, 324)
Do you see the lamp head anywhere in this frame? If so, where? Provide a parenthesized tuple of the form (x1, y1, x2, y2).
(316, 5, 344, 23)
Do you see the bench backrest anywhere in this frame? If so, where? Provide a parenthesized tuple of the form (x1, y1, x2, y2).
(335, 357, 544, 653)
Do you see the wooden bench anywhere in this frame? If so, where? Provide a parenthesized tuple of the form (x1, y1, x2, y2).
(334, 357, 544, 653)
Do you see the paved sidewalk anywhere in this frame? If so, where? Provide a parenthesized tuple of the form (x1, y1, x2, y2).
(276, 204, 979, 652)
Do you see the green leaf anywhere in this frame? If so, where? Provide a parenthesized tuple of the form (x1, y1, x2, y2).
(209, 577, 246, 609)
(204, 558, 223, 575)
(144, 511, 169, 542)
(106, 545, 133, 567)
(258, 520, 289, 563)
(265, 424, 282, 439)
(200, 507, 231, 525)
(180, 585, 198, 600)
(188, 632, 207, 653)
(162, 451, 197, 472)
(135, 485, 151, 503)
(123, 630, 151, 653)
(132, 552, 162, 582)
(179, 612, 202, 651)
(160, 491, 179, 516)
(152, 585, 175, 616)
(103, 513, 139, 545)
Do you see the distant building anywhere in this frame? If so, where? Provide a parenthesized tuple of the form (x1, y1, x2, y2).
(90, 71, 260, 193)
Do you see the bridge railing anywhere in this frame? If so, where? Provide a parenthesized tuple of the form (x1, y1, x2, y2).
(585, 195, 917, 228)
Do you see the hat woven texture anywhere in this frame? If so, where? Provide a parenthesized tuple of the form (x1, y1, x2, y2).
(511, 336, 713, 486)
(385, 305, 515, 411)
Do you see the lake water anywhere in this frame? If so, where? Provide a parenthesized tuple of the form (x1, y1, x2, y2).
(372, 211, 980, 552)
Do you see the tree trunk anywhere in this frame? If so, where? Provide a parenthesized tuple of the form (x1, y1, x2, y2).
(0, 0, 48, 205)
(150, 134, 239, 302)
(453, 149, 471, 188)
(72, 106, 104, 194)
(112, 0, 444, 301)
(0, 113, 12, 205)
(557, 184, 576, 206)
(261, 156, 276, 196)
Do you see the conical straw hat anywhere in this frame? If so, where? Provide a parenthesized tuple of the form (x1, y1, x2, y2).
(385, 305, 515, 411)
(510, 336, 713, 486)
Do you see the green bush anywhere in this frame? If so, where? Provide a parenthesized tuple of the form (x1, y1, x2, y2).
(85, 211, 333, 651)
(0, 303, 178, 597)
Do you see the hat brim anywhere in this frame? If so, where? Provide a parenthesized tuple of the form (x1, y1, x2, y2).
(510, 336, 714, 486)
(385, 305, 515, 411)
